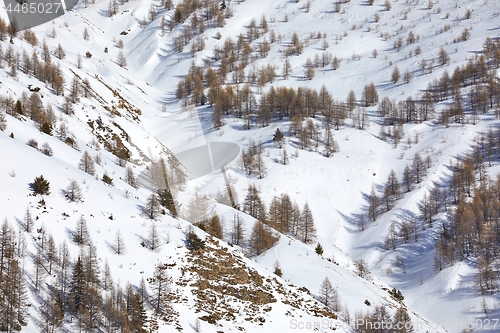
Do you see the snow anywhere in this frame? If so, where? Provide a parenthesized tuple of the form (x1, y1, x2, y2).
(1, 0, 500, 331)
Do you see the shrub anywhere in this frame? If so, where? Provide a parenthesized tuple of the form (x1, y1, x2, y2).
(102, 173, 114, 185)
(27, 139, 39, 149)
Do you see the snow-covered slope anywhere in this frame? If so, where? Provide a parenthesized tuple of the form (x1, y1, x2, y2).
(1, 0, 500, 331)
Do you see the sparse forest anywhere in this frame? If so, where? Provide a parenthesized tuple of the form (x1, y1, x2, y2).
(1, 0, 500, 330)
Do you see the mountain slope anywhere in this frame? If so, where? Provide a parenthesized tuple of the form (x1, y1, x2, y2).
(1, 0, 500, 331)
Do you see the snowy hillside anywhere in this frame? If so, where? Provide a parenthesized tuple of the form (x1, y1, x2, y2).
(0, 0, 500, 331)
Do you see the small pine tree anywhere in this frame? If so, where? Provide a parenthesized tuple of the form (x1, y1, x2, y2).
(390, 287, 404, 302)
(282, 147, 289, 165)
(83, 27, 89, 40)
(31, 175, 50, 195)
(412, 152, 426, 183)
(304, 64, 315, 80)
(384, 0, 392, 10)
(391, 66, 400, 84)
(273, 260, 283, 277)
(117, 50, 127, 68)
(1, 254, 28, 330)
(231, 212, 245, 245)
(24, 207, 33, 233)
(62, 97, 74, 115)
(403, 164, 412, 192)
(149, 263, 171, 314)
(125, 166, 138, 188)
(158, 189, 177, 217)
(128, 293, 148, 332)
(14, 100, 23, 114)
(102, 261, 113, 291)
(68, 256, 86, 312)
(102, 172, 113, 185)
(185, 231, 205, 251)
(392, 306, 413, 332)
(39, 291, 64, 333)
(114, 230, 126, 254)
(78, 151, 96, 176)
(255, 153, 267, 179)
(318, 277, 335, 307)
(249, 221, 275, 256)
(0, 112, 7, 131)
(386, 169, 401, 199)
(66, 179, 83, 202)
(282, 57, 292, 79)
(208, 213, 223, 239)
(40, 142, 53, 156)
(69, 74, 80, 103)
(147, 223, 161, 251)
(368, 185, 379, 221)
(298, 202, 317, 244)
(144, 193, 161, 220)
(76, 53, 82, 69)
(481, 298, 489, 315)
(55, 43, 66, 59)
(323, 124, 339, 157)
(243, 184, 266, 222)
(73, 216, 90, 245)
(354, 259, 372, 280)
(438, 46, 449, 66)
(315, 242, 324, 255)
(273, 128, 285, 148)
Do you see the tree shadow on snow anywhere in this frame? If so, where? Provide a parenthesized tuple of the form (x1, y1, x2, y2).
(65, 227, 76, 243)
(105, 240, 118, 254)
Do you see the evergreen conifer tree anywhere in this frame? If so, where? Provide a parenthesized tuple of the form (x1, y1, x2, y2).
(66, 179, 83, 202)
(114, 230, 126, 255)
(318, 277, 335, 307)
(185, 231, 205, 251)
(78, 151, 96, 176)
(127, 293, 148, 332)
(31, 175, 50, 195)
(23, 207, 33, 233)
(147, 222, 161, 251)
(243, 184, 266, 222)
(68, 256, 86, 313)
(0, 111, 7, 131)
(273, 128, 285, 148)
(231, 212, 245, 245)
(125, 166, 138, 188)
(323, 124, 339, 157)
(368, 185, 379, 221)
(149, 263, 171, 314)
(315, 242, 324, 255)
(158, 189, 177, 217)
(392, 306, 414, 333)
(74, 216, 90, 245)
(144, 193, 161, 220)
(208, 213, 223, 239)
(249, 221, 275, 256)
(298, 202, 316, 244)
